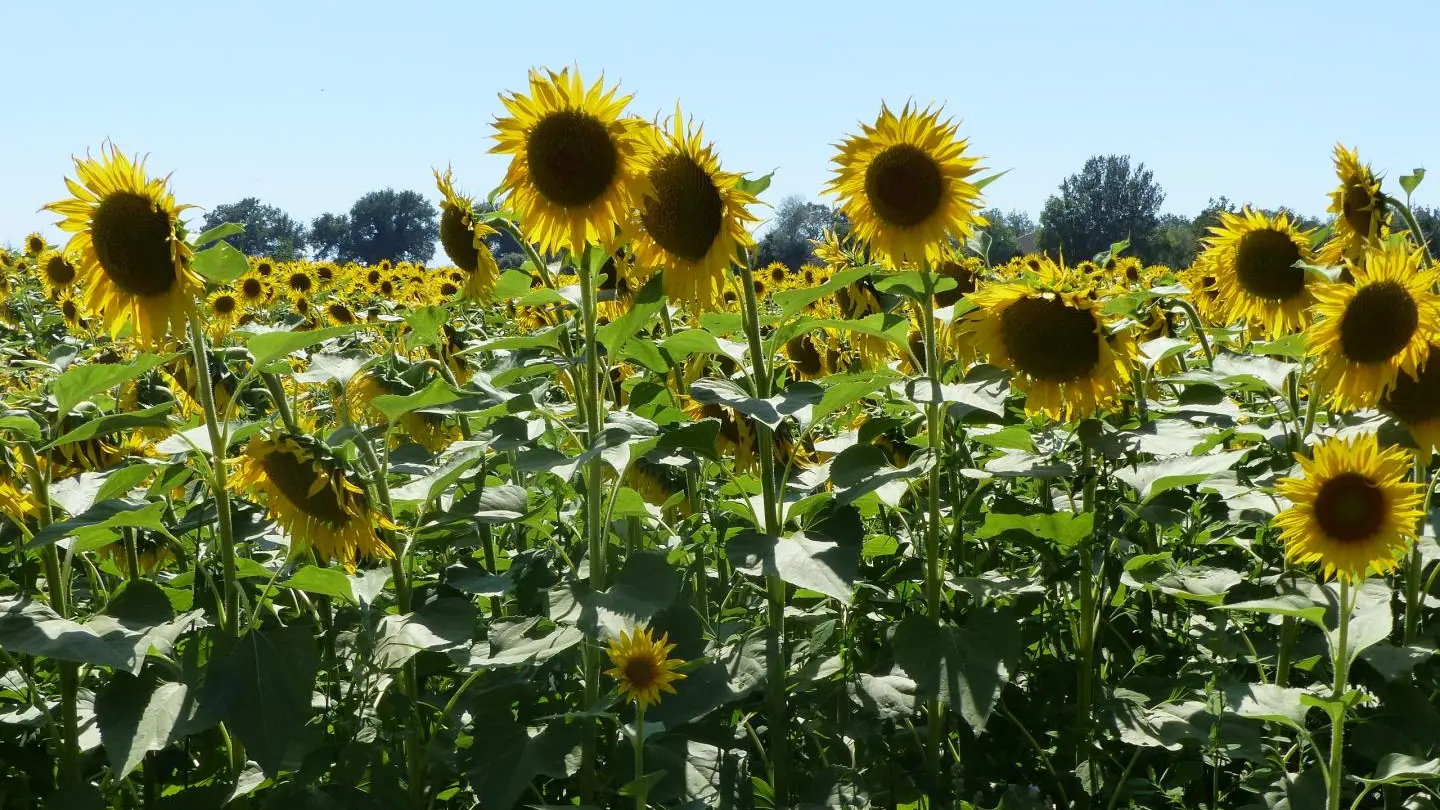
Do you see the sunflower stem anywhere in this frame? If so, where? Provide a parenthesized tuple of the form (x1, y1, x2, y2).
(738, 259, 790, 808)
(1076, 445, 1100, 795)
(1387, 196, 1435, 268)
(634, 701, 648, 810)
(1327, 578, 1354, 810)
(916, 268, 948, 795)
(576, 247, 609, 805)
(1169, 299, 1213, 367)
(188, 317, 240, 638)
(1405, 454, 1434, 644)
(123, 528, 141, 583)
(260, 372, 299, 434)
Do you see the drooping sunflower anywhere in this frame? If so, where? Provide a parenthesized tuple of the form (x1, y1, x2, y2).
(349, 370, 459, 453)
(605, 626, 686, 708)
(491, 67, 651, 257)
(1274, 432, 1423, 581)
(1381, 349, 1440, 456)
(325, 301, 358, 326)
(434, 167, 501, 301)
(1197, 208, 1317, 339)
(826, 103, 987, 265)
(232, 433, 395, 570)
(1317, 145, 1389, 267)
(783, 330, 840, 381)
(43, 145, 201, 345)
(1307, 243, 1440, 410)
(963, 259, 1137, 420)
(0, 475, 35, 526)
(629, 107, 758, 312)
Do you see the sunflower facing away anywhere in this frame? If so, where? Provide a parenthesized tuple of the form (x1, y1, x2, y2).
(1274, 432, 1423, 581)
(1381, 348, 1440, 456)
(826, 103, 986, 265)
(434, 167, 501, 300)
(1195, 208, 1317, 339)
(963, 259, 1137, 421)
(44, 145, 201, 345)
(1307, 243, 1440, 410)
(491, 67, 651, 257)
(630, 106, 758, 312)
(233, 433, 395, 570)
(1317, 145, 1389, 267)
(605, 626, 686, 708)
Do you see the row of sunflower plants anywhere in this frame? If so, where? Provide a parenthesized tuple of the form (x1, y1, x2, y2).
(2, 67, 1440, 810)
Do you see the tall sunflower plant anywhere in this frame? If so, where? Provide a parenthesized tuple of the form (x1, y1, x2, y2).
(8, 83, 1440, 810)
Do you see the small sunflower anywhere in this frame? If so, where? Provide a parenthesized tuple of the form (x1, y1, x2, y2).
(284, 265, 316, 300)
(434, 167, 501, 300)
(1308, 243, 1440, 410)
(232, 433, 395, 570)
(490, 67, 651, 256)
(206, 290, 243, 336)
(326, 301, 358, 326)
(1274, 432, 1423, 581)
(43, 145, 201, 346)
(630, 107, 758, 312)
(24, 232, 47, 257)
(234, 272, 271, 307)
(963, 259, 1137, 420)
(56, 291, 88, 332)
(685, 399, 758, 472)
(605, 626, 686, 708)
(38, 251, 77, 294)
(1381, 349, 1440, 456)
(784, 331, 838, 381)
(1317, 145, 1389, 267)
(826, 103, 986, 265)
(1197, 208, 1317, 339)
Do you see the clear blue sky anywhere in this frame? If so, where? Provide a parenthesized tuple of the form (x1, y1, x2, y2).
(4, 1, 1437, 254)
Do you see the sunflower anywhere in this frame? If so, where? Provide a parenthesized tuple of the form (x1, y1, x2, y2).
(490, 67, 651, 256)
(202, 290, 243, 337)
(1196, 208, 1317, 339)
(434, 167, 502, 300)
(933, 252, 982, 309)
(1317, 145, 1389, 267)
(43, 145, 201, 346)
(826, 103, 986, 265)
(24, 232, 46, 257)
(685, 399, 758, 472)
(38, 251, 77, 294)
(764, 262, 792, 290)
(326, 301, 358, 326)
(233, 433, 395, 570)
(283, 265, 316, 300)
(626, 457, 689, 515)
(102, 530, 172, 576)
(834, 276, 890, 365)
(1380, 347, 1440, 455)
(596, 249, 640, 322)
(629, 107, 758, 312)
(605, 626, 686, 708)
(0, 476, 35, 526)
(784, 331, 838, 381)
(56, 291, 88, 332)
(234, 272, 272, 307)
(349, 370, 459, 453)
(251, 258, 276, 278)
(1274, 432, 1423, 581)
(1307, 243, 1440, 410)
(963, 260, 1137, 420)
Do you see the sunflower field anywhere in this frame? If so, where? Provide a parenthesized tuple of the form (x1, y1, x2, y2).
(4, 67, 1440, 810)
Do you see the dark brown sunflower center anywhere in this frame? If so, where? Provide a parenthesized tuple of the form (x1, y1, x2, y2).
(317, 265, 334, 281)
(328, 304, 355, 324)
(1382, 351, 1440, 425)
(1234, 228, 1304, 301)
(89, 192, 177, 297)
(640, 153, 724, 262)
(439, 205, 480, 273)
(526, 110, 619, 207)
(770, 266, 788, 284)
(999, 296, 1101, 382)
(61, 300, 79, 320)
(787, 335, 825, 376)
(1342, 183, 1378, 236)
(366, 270, 382, 285)
(256, 262, 274, 276)
(46, 255, 76, 286)
(212, 295, 237, 316)
(934, 261, 977, 307)
(623, 656, 659, 688)
(864, 144, 944, 228)
(440, 282, 459, 297)
(287, 273, 313, 294)
(240, 278, 264, 299)
(1313, 471, 1386, 543)
(27, 236, 45, 254)
(259, 446, 351, 526)
(1339, 281, 1418, 363)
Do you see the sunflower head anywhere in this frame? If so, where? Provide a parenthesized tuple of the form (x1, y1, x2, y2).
(1308, 243, 1440, 410)
(56, 291, 88, 332)
(1274, 432, 1423, 581)
(233, 433, 395, 570)
(434, 167, 502, 300)
(490, 67, 651, 257)
(206, 290, 242, 336)
(43, 145, 201, 346)
(826, 103, 986, 265)
(24, 233, 47, 257)
(605, 626, 686, 708)
(1381, 348, 1440, 456)
(38, 251, 78, 293)
(1318, 145, 1388, 266)
(235, 272, 271, 307)
(630, 106, 758, 313)
(1198, 208, 1317, 339)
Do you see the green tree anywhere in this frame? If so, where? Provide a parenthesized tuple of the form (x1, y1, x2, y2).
(309, 212, 351, 261)
(1038, 155, 1165, 262)
(309, 190, 438, 264)
(201, 197, 307, 260)
(976, 208, 1036, 264)
(1409, 204, 1439, 257)
(755, 195, 847, 269)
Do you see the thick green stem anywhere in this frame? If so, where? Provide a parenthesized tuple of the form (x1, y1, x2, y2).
(1405, 454, 1433, 644)
(1327, 579, 1353, 810)
(576, 250, 609, 805)
(738, 260, 789, 807)
(1276, 616, 1298, 688)
(260, 372, 299, 434)
(1076, 447, 1101, 796)
(189, 318, 239, 637)
(1169, 299, 1213, 366)
(634, 702, 647, 810)
(1388, 196, 1436, 267)
(916, 271, 947, 794)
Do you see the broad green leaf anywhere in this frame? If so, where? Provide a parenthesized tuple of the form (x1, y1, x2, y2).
(726, 532, 859, 605)
(27, 499, 171, 550)
(54, 354, 165, 416)
(892, 608, 1021, 732)
(689, 378, 822, 430)
(1364, 754, 1440, 785)
(660, 329, 724, 362)
(373, 598, 476, 670)
(403, 305, 448, 348)
(1140, 337, 1191, 370)
(372, 377, 460, 423)
(735, 171, 773, 197)
(192, 222, 244, 248)
(476, 618, 584, 668)
(771, 265, 875, 319)
(813, 370, 899, 424)
(596, 273, 665, 359)
(872, 270, 956, 300)
(1251, 333, 1308, 359)
(44, 403, 173, 450)
(1212, 352, 1298, 393)
(976, 511, 1093, 551)
(1399, 169, 1426, 197)
(283, 566, 356, 603)
(828, 444, 929, 507)
(0, 596, 138, 670)
(1216, 594, 1326, 626)
(850, 672, 918, 721)
(192, 241, 249, 283)
(1114, 449, 1248, 501)
(1147, 566, 1242, 604)
(0, 413, 43, 441)
(549, 551, 681, 636)
(968, 425, 1038, 453)
(96, 677, 190, 777)
(1223, 682, 1311, 729)
(493, 269, 534, 300)
(203, 625, 320, 776)
(246, 324, 360, 366)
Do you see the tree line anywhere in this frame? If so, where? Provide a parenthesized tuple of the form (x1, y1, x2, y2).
(201, 155, 1439, 267)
